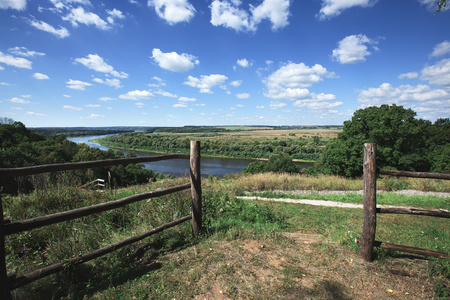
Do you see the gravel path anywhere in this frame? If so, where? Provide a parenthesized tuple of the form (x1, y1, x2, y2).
(238, 189, 450, 209)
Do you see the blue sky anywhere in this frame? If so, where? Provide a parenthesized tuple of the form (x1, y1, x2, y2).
(0, 0, 449, 127)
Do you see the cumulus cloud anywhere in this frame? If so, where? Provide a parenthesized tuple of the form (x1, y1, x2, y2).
(358, 83, 450, 105)
(184, 74, 228, 93)
(317, 0, 376, 20)
(0, 51, 32, 69)
(119, 90, 155, 100)
(230, 80, 242, 87)
(8, 97, 30, 104)
(210, 0, 290, 32)
(8, 47, 45, 57)
(236, 58, 250, 68)
(26, 111, 47, 116)
(269, 101, 287, 109)
(0, 0, 26, 10)
(421, 58, 450, 87)
(33, 73, 50, 80)
(93, 78, 122, 88)
(250, 0, 290, 30)
(430, 41, 450, 58)
(152, 48, 199, 72)
(82, 113, 105, 119)
(154, 90, 178, 98)
(29, 20, 70, 38)
(66, 79, 92, 90)
(398, 72, 419, 80)
(75, 54, 128, 78)
(178, 96, 196, 102)
(63, 6, 109, 30)
(236, 93, 250, 99)
(63, 105, 83, 111)
(106, 8, 125, 23)
(332, 34, 378, 64)
(148, 0, 196, 24)
(264, 62, 336, 100)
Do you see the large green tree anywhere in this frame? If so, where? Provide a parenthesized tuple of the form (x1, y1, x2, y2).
(316, 104, 448, 177)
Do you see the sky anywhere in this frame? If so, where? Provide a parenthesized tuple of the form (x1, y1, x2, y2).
(0, 0, 449, 127)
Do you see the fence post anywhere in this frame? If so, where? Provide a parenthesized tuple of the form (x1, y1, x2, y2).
(0, 190, 13, 299)
(190, 141, 202, 236)
(359, 143, 377, 262)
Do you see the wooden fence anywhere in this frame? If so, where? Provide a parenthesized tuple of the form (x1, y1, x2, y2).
(358, 143, 450, 262)
(0, 141, 202, 300)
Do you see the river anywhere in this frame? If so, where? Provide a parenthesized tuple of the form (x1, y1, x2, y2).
(68, 135, 313, 177)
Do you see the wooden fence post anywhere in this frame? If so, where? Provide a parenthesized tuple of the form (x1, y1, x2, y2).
(190, 141, 202, 236)
(0, 190, 13, 300)
(359, 143, 377, 262)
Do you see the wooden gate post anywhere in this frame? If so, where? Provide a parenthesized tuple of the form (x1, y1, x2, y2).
(359, 143, 377, 261)
(190, 141, 202, 236)
(0, 190, 13, 299)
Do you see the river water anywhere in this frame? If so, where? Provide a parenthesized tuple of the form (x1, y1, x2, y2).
(68, 135, 313, 177)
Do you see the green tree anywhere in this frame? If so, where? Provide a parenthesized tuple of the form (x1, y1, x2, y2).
(316, 104, 436, 177)
(242, 153, 300, 174)
(437, 0, 447, 12)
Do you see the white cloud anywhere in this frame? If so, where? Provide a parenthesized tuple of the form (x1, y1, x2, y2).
(66, 79, 92, 90)
(154, 90, 178, 97)
(119, 90, 155, 100)
(332, 34, 377, 64)
(293, 99, 343, 110)
(317, 0, 376, 20)
(184, 74, 228, 93)
(63, 94, 71, 97)
(82, 113, 105, 119)
(26, 111, 47, 116)
(63, 6, 109, 30)
(8, 97, 30, 104)
(210, 0, 290, 32)
(0, 51, 32, 69)
(230, 80, 242, 87)
(63, 105, 82, 111)
(85, 104, 100, 107)
(152, 48, 199, 72)
(8, 47, 45, 57)
(173, 103, 187, 108)
(430, 41, 450, 58)
(93, 78, 122, 88)
(99, 97, 115, 101)
(29, 20, 70, 38)
(236, 93, 250, 99)
(210, 0, 255, 32)
(148, 0, 196, 24)
(236, 58, 250, 68)
(250, 0, 290, 30)
(269, 101, 287, 109)
(75, 54, 128, 78)
(106, 8, 125, 24)
(358, 83, 450, 106)
(178, 96, 196, 102)
(256, 105, 264, 109)
(421, 58, 450, 87)
(264, 62, 336, 100)
(398, 72, 419, 80)
(0, 0, 26, 10)
(33, 73, 50, 80)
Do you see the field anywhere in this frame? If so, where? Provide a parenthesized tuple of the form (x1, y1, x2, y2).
(153, 127, 342, 142)
(5, 173, 449, 299)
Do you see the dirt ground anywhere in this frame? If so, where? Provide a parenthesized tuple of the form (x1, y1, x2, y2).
(167, 231, 438, 299)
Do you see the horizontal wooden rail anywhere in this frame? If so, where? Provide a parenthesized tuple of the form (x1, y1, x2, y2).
(4, 183, 191, 235)
(355, 238, 449, 259)
(8, 215, 192, 290)
(378, 168, 450, 180)
(377, 207, 450, 218)
(0, 154, 189, 178)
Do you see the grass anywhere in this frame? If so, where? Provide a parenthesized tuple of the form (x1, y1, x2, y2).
(3, 173, 449, 299)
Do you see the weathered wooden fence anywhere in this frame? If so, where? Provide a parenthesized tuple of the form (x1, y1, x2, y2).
(358, 143, 450, 261)
(0, 141, 202, 300)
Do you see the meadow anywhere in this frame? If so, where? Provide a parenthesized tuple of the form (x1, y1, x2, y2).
(4, 173, 449, 299)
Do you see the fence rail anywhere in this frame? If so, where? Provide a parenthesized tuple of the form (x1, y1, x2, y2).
(358, 143, 449, 262)
(0, 141, 202, 300)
